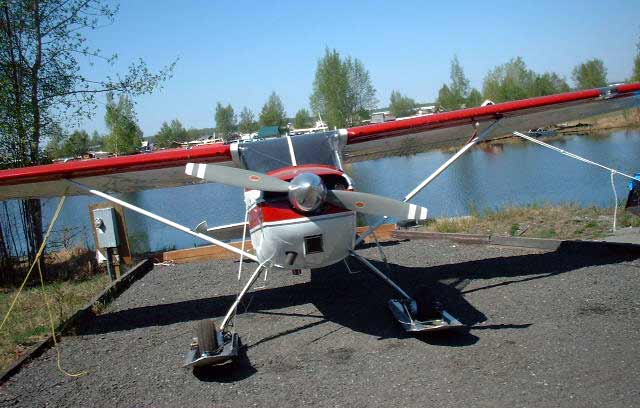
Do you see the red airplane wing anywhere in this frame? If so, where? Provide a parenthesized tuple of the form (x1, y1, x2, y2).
(0, 143, 233, 200)
(0, 83, 639, 201)
(344, 83, 640, 157)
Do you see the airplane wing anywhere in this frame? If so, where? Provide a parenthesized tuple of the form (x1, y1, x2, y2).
(344, 83, 640, 156)
(0, 83, 639, 201)
(0, 142, 234, 200)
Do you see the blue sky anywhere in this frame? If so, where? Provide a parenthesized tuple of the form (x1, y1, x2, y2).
(79, 0, 640, 136)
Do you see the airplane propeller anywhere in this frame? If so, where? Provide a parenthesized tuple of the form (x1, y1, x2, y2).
(185, 163, 428, 221)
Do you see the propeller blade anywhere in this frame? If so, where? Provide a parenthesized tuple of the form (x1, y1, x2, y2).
(327, 190, 428, 221)
(185, 163, 290, 192)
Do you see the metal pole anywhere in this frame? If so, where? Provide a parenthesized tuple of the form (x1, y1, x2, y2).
(66, 179, 259, 262)
(403, 136, 480, 202)
(220, 261, 267, 330)
(105, 247, 116, 281)
(349, 251, 412, 302)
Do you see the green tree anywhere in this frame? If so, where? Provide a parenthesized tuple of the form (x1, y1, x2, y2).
(90, 131, 104, 150)
(104, 93, 143, 155)
(389, 91, 416, 117)
(530, 72, 570, 96)
(238, 107, 259, 134)
(215, 103, 236, 140)
(482, 57, 537, 103)
(483, 57, 570, 102)
(155, 119, 188, 147)
(44, 123, 66, 159)
(186, 127, 216, 140)
(61, 130, 90, 157)
(436, 56, 474, 110)
(631, 36, 640, 82)
(345, 57, 377, 124)
(449, 55, 470, 108)
(0, 0, 173, 270)
(310, 48, 377, 128)
(294, 108, 313, 128)
(572, 59, 608, 89)
(466, 88, 484, 107)
(259, 92, 286, 127)
(436, 85, 454, 110)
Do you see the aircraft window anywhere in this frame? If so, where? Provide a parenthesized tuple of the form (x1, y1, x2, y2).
(239, 131, 342, 173)
(239, 137, 292, 173)
(290, 132, 340, 167)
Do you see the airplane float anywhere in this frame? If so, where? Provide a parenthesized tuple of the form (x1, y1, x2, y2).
(1, 83, 639, 368)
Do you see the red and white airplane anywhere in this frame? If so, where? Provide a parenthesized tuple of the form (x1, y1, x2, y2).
(1, 83, 639, 367)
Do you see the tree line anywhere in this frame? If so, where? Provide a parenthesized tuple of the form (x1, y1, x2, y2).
(208, 44, 640, 140)
(62, 42, 640, 150)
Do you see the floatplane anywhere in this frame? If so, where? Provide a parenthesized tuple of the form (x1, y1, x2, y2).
(1, 83, 639, 368)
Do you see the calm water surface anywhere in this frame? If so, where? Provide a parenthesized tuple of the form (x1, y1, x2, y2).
(20, 128, 640, 252)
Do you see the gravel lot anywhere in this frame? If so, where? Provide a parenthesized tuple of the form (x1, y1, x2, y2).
(1, 239, 639, 407)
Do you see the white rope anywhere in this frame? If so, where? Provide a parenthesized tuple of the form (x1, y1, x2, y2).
(513, 131, 640, 182)
(514, 130, 640, 233)
(611, 171, 618, 232)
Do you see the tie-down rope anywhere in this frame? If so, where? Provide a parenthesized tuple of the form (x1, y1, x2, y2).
(513, 131, 636, 233)
(0, 195, 87, 377)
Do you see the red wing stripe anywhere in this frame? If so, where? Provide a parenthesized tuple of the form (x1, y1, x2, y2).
(0, 143, 232, 186)
(346, 83, 640, 143)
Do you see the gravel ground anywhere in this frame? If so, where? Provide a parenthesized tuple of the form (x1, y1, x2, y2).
(1, 239, 639, 407)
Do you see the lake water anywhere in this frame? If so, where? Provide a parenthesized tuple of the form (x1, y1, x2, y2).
(8, 128, 640, 253)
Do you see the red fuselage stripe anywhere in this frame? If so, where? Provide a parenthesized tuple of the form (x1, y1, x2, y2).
(249, 164, 351, 227)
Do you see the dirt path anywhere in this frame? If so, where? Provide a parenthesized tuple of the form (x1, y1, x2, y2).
(1, 240, 639, 407)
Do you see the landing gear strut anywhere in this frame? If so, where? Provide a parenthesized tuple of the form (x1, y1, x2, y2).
(184, 261, 268, 368)
(349, 251, 463, 332)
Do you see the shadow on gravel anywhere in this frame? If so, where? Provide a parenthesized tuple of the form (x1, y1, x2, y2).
(78, 241, 639, 349)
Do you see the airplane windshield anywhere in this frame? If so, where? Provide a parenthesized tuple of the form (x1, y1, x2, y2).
(238, 131, 342, 173)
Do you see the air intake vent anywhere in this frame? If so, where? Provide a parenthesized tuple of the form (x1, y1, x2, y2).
(304, 235, 324, 254)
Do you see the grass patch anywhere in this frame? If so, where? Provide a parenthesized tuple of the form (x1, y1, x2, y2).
(422, 203, 635, 241)
(0, 274, 109, 372)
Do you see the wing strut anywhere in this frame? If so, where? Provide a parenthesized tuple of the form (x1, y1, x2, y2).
(356, 120, 503, 245)
(65, 179, 258, 262)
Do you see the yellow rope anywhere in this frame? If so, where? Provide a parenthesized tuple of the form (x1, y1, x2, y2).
(0, 195, 86, 377)
(37, 257, 87, 377)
